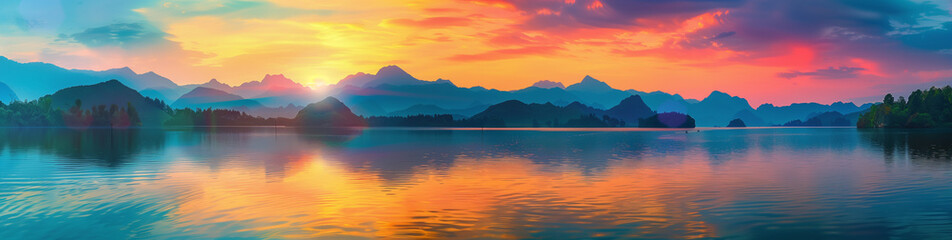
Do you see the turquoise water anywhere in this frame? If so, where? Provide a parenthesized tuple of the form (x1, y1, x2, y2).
(1, 127, 951, 239)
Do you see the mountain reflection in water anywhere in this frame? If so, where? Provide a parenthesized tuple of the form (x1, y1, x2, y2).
(1, 127, 951, 239)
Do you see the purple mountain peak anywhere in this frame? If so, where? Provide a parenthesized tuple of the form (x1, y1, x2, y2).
(531, 80, 566, 89)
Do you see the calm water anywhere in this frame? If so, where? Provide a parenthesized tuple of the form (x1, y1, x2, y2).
(1, 127, 952, 239)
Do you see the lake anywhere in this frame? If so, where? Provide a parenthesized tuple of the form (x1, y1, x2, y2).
(1, 127, 952, 239)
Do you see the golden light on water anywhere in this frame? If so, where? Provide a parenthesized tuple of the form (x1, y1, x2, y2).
(150, 151, 726, 239)
(4, 129, 952, 239)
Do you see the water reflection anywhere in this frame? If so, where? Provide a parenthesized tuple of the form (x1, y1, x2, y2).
(860, 129, 952, 167)
(0, 128, 165, 167)
(1, 128, 952, 239)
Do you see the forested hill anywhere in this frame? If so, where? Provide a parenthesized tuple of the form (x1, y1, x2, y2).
(858, 86, 952, 128)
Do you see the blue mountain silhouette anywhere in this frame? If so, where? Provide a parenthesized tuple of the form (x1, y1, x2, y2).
(48, 80, 170, 126)
(0, 81, 17, 104)
(0, 56, 874, 126)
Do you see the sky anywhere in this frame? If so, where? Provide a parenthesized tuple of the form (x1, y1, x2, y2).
(2, 0, 952, 105)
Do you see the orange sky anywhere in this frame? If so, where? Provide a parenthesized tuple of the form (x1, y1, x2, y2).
(2, 0, 952, 105)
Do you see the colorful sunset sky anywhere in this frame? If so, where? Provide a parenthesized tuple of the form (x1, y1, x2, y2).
(3, 0, 952, 105)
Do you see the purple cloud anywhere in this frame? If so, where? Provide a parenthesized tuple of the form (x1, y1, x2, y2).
(778, 66, 866, 79)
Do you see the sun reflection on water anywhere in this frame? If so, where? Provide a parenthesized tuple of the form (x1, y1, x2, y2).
(2, 128, 952, 239)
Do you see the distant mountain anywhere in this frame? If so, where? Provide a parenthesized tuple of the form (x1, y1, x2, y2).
(337, 72, 376, 88)
(172, 87, 305, 118)
(688, 91, 754, 127)
(564, 76, 632, 109)
(566, 75, 613, 92)
(337, 65, 431, 88)
(342, 74, 635, 116)
(240, 74, 304, 94)
(727, 118, 746, 127)
(1, 57, 883, 127)
(334, 73, 701, 123)
(0, 81, 17, 104)
(467, 100, 624, 127)
(155, 78, 235, 105)
(844, 110, 865, 122)
(71, 67, 187, 101)
(139, 89, 169, 103)
(531, 80, 565, 89)
(331, 66, 496, 116)
(627, 90, 694, 112)
(330, 68, 873, 127)
(48, 80, 170, 126)
(331, 71, 772, 127)
(294, 97, 365, 127)
(508, 87, 581, 106)
(198, 79, 233, 92)
(0, 56, 190, 102)
(756, 102, 871, 125)
(371, 65, 433, 87)
(83, 67, 179, 91)
(139, 86, 193, 104)
(783, 111, 853, 126)
(233, 74, 318, 107)
(1, 56, 101, 100)
(731, 109, 768, 126)
(335, 79, 509, 116)
(639, 112, 696, 128)
(172, 87, 264, 109)
(605, 95, 655, 125)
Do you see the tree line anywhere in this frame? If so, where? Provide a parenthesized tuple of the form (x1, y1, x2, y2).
(858, 86, 952, 128)
(164, 108, 294, 126)
(0, 97, 142, 128)
(3, 98, 694, 128)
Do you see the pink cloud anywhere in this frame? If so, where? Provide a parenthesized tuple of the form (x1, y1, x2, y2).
(446, 46, 563, 62)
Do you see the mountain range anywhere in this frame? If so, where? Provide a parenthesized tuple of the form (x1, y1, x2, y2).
(0, 56, 874, 126)
(0, 81, 17, 104)
(172, 87, 264, 110)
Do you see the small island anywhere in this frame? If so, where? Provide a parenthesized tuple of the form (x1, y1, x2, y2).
(727, 118, 746, 127)
(638, 112, 696, 128)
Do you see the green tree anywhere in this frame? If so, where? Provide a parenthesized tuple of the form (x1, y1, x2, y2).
(859, 86, 952, 128)
(127, 103, 141, 126)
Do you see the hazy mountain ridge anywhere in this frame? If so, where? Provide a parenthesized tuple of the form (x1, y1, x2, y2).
(0, 81, 17, 104)
(756, 102, 871, 125)
(172, 87, 305, 118)
(197, 79, 234, 92)
(531, 80, 565, 89)
(82, 67, 179, 92)
(0, 56, 874, 126)
(783, 111, 855, 127)
(1, 56, 105, 100)
(337, 65, 434, 88)
(172, 87, 263, 109)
